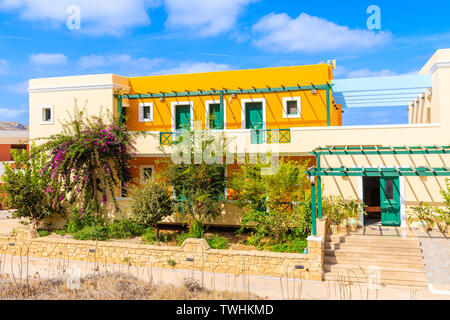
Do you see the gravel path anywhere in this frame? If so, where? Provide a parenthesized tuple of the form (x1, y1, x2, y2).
(414, 229, 450, 285)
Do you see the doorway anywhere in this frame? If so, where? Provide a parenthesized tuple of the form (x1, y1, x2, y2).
(363, 177, 381, 226)
(362, 176, 401, 226)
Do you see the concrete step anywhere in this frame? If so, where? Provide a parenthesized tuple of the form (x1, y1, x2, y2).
(325, 251, 425, 265)
(323, 273, 428, 287)
(325, 243, 423, 255)
(324, 256, 425, 269)
(326, 235, 420, 248)
(324, 264, 428, 281)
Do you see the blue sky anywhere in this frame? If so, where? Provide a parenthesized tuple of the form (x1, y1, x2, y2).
(0, 0, 449, 126)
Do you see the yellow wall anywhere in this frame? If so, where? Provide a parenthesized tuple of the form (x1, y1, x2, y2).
(125, 64, 340, 132)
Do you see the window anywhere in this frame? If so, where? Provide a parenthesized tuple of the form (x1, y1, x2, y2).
(282, 97, 301, 118)
(9, 145, 27, 161)
(40, 106, 54, 124)
(140, 165, 154, 183)
(205, 100, 226, 129)
(385, 178, 394, 200)
(138, 103, 153, 122)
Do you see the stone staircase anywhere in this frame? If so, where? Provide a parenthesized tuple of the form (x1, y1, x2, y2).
(323, 233, 429, 287)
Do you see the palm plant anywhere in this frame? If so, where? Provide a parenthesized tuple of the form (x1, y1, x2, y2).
(408, 202, 435, 231)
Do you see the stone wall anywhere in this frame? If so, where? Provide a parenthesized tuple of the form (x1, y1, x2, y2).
(0, 219, 327, 281)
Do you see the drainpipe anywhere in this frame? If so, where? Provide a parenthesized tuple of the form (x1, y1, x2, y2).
(326, 84, 331, 126)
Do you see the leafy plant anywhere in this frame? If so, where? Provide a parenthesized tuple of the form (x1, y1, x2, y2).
(323, 196, 346, 225)
(157, 129, 227, 229)
(230, 158, 311, 244)
(66, 201, 104, 234)
(128, 179, 173, 237)
(37, 229, 49, 237)
(340, 199, 367, 218)
(73, 224, 109, 241)
(54, 229, 66, 236)
(107, 219, 144, 239)
(167, 259, 177, 267)
(0, 146, 64, 229)
(176, 221, 205, 245)
(408, 202, 435, 227)
(206, 234, 229, 249)
(435, 179, 450, 232)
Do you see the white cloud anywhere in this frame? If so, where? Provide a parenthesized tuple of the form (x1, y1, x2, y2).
(164, 0, 256, 36)
(79, 54, 163, 70)
(252, 12, 392, 53)
(0, 107, 26, 120)
(0, 0, 160, 36)
(29, 53, 67, 66)
(4, 80, 28, 94)
(152, 62, 231, 75)
(346, 68, 396, 78)
(0, 59, 8, 74)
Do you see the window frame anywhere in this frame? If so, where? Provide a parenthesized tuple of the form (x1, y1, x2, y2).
(205, 99, 226, 130)
(282, 96, 301, 119)
(138, 102, 153, 122)
(139, 165, 155, 183)
(40, 105, 54, 125)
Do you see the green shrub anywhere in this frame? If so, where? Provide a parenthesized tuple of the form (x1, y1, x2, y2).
(176, 221, 205, 245)
(73, 225, 108, 241)
(0, 146, 64, 229)
(38, 229, 49, 237)
(66, 202, 104, 234)
(54, 229, 66, 236)
(206, 234, 229, 249)
(268, 238, 307, 253)
(128, 179, 173, 236)
(142, 228, 158, 244)
(107, 219, 144, 239)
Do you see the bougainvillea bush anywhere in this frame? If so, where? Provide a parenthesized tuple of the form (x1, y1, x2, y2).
(38, 108, 136, 216)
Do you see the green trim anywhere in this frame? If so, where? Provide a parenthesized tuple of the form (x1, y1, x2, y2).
(160, 132, 173, 145)
(307, 166, 450, 177)
(119, 84, 332, 100)
(312, 145, 450, 156)
(311, 181, 317, 236)
(117, 96, 122, 125)
(326, 84, 331, 126)
(251, 129, 291, 144)
(316, 154, 322, 219)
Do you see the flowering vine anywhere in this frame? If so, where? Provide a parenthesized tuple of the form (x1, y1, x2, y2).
(38, 107, 136, 215)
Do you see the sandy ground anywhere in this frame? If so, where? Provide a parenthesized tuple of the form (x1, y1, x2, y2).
(0, 254, 448, 300)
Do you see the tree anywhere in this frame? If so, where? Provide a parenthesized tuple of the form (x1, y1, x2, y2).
(0, 147, 64, 229)
(229, 158, 311, 243)
(157, 129, 227, 228)
(37, 105, 136, 216)
(128, 179, 173, 236)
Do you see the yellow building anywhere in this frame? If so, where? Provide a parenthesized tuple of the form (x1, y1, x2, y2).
(28, 49, 450, 229)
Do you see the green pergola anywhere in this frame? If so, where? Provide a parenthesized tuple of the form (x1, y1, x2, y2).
(116, 82, 334, 126)
(306, 144, 450, 235)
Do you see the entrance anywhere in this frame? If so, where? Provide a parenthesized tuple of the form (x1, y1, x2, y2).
(175, 105, 191, 130)
(245, 102, 263, 144)
(362, 176, 401, 226)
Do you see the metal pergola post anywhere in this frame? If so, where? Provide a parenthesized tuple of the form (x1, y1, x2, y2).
(117, 95, 123, 125)
(326, 83, 331, 126)
(316, 154, 322, 219)
(311, 178, 317, 236)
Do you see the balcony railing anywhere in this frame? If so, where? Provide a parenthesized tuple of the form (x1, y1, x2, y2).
(159, 129, 291, 146)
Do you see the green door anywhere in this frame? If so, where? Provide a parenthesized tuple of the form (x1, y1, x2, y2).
(209, 103, 223, 129)
(245, 102, 263, 144)
(380, 177, 401, 226)
(175, 105, 191, 130)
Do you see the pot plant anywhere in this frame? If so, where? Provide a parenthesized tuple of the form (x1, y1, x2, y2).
(323, 196, 345, 234)
(408, 202, 435, 232)
(340, 199, 367, 232)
